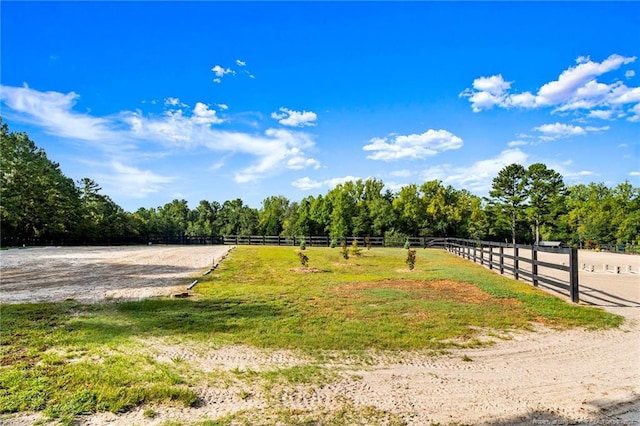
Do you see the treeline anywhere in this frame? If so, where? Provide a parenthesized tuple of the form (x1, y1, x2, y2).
(1, 119, 639, 248)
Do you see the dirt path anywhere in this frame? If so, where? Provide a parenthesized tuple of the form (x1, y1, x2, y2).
(1, 247, 638, 425)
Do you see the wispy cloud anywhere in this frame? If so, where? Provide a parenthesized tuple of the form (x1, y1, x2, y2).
(98, 161, 176, 198)
(533, 122, 609, 141)
(271, 107, 317, 127)
(363, 129, 463, 161)
(0, 84, 321, 189)
(460, 54, 639, 119)
(292, 175, 364, 191)
(419, 149, 529, 193)
(212, 61, 255, 83)
(0, 83, 122, 143)
(211, 64, 235, 83)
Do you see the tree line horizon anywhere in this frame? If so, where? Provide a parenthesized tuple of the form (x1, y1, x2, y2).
(2, 119, 639, 248)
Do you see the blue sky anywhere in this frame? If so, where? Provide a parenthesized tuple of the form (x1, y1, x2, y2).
(1, 1, 639, 212)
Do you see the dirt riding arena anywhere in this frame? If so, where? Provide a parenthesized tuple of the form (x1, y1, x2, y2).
(0, 245, 233, 304)
(1, 246, 639, 425)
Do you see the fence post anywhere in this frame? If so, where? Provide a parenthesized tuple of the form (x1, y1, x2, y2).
(532, 245, 538, 287)
(480, 243, 484, 266)
(499, 246, 504, 275)
(570, 247, 579, 303)
(489, 246, 493, 270)
(514, 245, 519, 280)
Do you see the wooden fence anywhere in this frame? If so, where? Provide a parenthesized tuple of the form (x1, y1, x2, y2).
(429, 238, 579, 303)
(220, 235, 435, 248)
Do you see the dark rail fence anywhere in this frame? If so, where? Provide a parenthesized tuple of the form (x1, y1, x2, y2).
(429, 238, 579, 303)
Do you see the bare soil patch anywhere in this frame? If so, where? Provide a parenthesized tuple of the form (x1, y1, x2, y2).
(336, 279, 494, 304)
(288, 267, 325, 273)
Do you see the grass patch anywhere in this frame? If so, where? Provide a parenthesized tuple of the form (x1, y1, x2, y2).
(0, 246, 622, 422)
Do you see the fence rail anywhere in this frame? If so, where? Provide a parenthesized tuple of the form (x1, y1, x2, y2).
(430, 238, 579, 303)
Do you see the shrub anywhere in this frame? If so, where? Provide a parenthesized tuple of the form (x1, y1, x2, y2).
(350, 239, 362, 256)
(405, 249, 416, 270)
(585, 240, 598, 250)
(299, 239, 307, 250)
(340, 241, 349, 260)
(404, 239, 411, 249)
(297, 251, 309, 267)
(330, 239, 337, 249)
(365, 236, 372, 250)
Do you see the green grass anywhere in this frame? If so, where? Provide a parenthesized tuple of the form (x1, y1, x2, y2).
(0, 246, 623, 423)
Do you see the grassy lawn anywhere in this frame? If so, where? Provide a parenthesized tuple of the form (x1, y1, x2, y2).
(0, 246, 623, 424)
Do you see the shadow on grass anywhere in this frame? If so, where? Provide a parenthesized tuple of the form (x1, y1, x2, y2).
(1, 297, 283, 349)
(90, 298, 281, 343)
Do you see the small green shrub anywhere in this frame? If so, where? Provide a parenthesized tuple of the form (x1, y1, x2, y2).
(297, 251, 309, 266)
(330, 239, 337, 248)
(299, 239, 307, 250)
(403, 239, 411, 249)
(365, 236, 372, 250)
(340, 241, 349, 260)
(350, 239, 362, 256)
(405, 249, 416, 270)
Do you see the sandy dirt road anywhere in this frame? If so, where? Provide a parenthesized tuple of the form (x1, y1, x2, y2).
(1, 246, 638, 425)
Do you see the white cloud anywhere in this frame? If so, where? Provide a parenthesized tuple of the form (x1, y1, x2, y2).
(211, 65, 235, 83)
(1, 84, 320, 188)
(292, 177, 323, 190)
(533, 122, 609, 140)
(459, 74, 511, 112)
(363, 129, 463, 161)
(628, 103, 640, 122)
(217, 103, 229, 110)
(287, 156, 321, 170)
(507, 140, 529, 147)
(626, 70, 636, 79)
(98, 161, 176, 198)
(419, 149, 529, 193)
(0, 83, 121, 143)
(588, 110, 614, 120)
(271, 107, 317, 127)
(291, 175, 364, 191)
(325, 176, 363, 188)
(536, 54, 634, 106)
(236, 59, 246, 67)
(461, 54, 639, 119)
(192, 102, 223, 124)
(629, 171, 640, 177)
